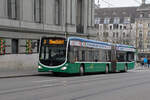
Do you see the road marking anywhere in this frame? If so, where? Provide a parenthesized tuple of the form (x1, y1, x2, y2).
(32, 79, 58, 83)
(0, 83, 61, 95)
(130, 69, 150, 73)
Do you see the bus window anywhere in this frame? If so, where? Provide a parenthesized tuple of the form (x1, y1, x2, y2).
(99, 49, 107, 62)
(94, 50, 99, 62)
(127, 52, 134, 61)
(105, 51, 108, 61)
(108, 50, 111, 61)
(117, 52, 126, 62)
(89, 49, 94, 62)
(105, 50, 111, 62)
(82, 50, 85, 61)
(40, 46, 44, 60)
(86, 48, 90, 62)
(45, 47, 49, 59)
(74, 47, 79, 61)
(68, 46, 75, 63)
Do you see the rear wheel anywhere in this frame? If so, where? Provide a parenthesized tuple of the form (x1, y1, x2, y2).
(79, 65, 84, 76)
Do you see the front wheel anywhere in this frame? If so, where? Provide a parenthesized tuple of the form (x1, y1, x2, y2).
(79, 66, 84, 76)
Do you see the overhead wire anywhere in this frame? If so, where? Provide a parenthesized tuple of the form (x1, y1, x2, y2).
(101, 0, 114, 7)
(146, 0, 150, 3)
(133, 0, 141, 4)
(95, 0, 149, 8)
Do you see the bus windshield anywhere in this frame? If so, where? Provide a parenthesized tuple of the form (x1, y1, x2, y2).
(39, 38, 67, 66)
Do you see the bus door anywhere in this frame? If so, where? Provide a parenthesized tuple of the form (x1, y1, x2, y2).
(111, 45, 117, 72)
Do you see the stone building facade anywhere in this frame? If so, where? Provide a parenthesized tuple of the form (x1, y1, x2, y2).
(0, 0, 95, 71)
(95, 1, 150, 60)
(95, 7, 137, 45)
(136, 3, 150, 58)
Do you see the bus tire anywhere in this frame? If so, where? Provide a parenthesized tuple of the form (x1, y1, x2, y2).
(105, 65, 109, 74)
(79, 65, 84, 76)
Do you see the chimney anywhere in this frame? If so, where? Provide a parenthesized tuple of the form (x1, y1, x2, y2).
(142, 0, 146, 5)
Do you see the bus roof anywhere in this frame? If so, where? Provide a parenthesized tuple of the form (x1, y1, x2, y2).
(68, 37, 135, 52)
(116, 44, 134, 48)
(69, 37, 113, 50)
(116, 44, 135, 52)
(68, 37, 112, 46)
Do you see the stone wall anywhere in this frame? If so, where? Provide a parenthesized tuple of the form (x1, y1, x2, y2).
(0, 54, 38, 72)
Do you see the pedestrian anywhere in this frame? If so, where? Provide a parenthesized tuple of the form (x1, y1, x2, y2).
(148, 57, 150, 68)
(144, 57, 148, 68)
(141, 58, 144, 68)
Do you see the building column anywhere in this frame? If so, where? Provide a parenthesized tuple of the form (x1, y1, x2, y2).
(66, 0, 71, 24)
(83, 0, 88, 34)
(71, 0, 76, 25)
(62, 0, 67, 32)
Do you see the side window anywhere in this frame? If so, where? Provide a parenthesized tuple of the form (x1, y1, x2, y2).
(74, 47, 79, 61)
(85, 48, 90, 62)
(105, 50, 108, 61)
(105, 50, 111, 61)
(108, 50, 111, 61)
(89, 49, 94, 62)
(45, 47, 49, 59)
(99, 49, 107, 62)
(127, 52, 134, 61)
(68, 46, 75, 62)
(94, 50, 99, 62)
(117, 52, 126, 62)
(82, 50, 85, 61)
(40, 46, 44, 59)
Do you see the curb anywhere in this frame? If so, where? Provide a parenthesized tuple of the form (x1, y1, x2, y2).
(0, 74, 39, 79)
(0, 72, 52, 79)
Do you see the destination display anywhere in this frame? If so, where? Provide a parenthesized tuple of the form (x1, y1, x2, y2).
(43, 39, 64, 45)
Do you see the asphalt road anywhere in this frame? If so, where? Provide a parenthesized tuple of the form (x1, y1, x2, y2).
(0, 70, 150, 100)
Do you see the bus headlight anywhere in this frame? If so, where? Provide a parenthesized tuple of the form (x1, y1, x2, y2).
(61, 66, 67, 70)
(38, 66, 42, 69)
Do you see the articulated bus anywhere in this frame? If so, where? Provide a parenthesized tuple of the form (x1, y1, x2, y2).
(38, 37, 135, 75)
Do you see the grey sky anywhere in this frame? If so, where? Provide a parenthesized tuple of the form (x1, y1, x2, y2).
(95, 0, 150, 8)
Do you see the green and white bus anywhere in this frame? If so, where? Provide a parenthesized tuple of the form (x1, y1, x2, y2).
(38, 37, 135, 75)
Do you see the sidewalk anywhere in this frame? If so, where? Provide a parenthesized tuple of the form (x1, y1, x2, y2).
(0, 70, 40, 78)
(135, 63, 150, 70)
(0, 70, 53, 78)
